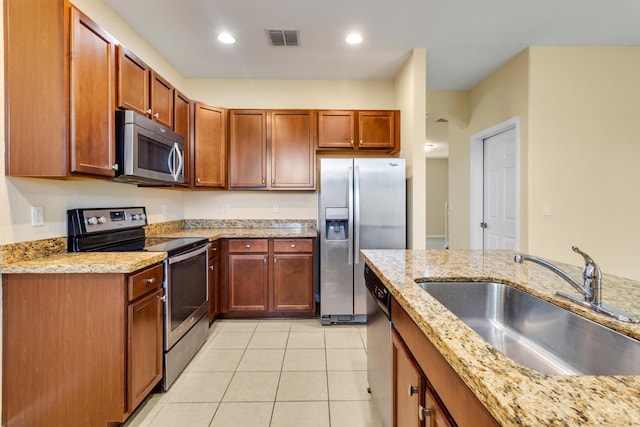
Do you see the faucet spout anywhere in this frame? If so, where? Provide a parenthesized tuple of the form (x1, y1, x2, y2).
(514, 247, 640, 323)
(514, 252, 592, 300)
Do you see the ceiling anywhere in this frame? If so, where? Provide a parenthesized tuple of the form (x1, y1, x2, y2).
(103, 0, 640, 91)
(102, 0, 640, 159)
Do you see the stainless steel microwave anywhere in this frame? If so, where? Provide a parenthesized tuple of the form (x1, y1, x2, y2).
(115, 109, 184, 185)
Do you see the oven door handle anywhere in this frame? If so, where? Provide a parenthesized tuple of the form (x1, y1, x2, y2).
(168, 243, 210, 264)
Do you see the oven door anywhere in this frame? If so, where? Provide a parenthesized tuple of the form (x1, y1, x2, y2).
(164, 244, 209, 350)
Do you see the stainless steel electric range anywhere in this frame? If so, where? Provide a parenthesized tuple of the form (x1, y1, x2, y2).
(67, 206, 210, 390)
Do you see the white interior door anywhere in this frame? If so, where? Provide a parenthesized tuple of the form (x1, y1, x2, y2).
(483, 128, 517, 249)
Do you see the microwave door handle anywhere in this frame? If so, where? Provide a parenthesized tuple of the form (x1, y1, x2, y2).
(167, 143, 183, 182)
(167, 145, 176, 177)
(173, 143, 184, 181)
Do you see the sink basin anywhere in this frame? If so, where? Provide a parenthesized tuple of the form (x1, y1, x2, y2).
(416, 280, 640, 375)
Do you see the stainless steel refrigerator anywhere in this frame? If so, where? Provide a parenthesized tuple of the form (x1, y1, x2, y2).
(319, 158, 406, 324)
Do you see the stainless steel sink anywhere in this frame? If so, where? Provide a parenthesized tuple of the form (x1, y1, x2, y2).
(416, 280, 640, 375)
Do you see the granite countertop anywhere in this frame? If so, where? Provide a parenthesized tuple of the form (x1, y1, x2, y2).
(361, 249, 640, 427)
(0, 220, 317, 274)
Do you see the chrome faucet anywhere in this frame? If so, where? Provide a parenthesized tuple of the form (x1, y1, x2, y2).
(514, 246, 639, 323)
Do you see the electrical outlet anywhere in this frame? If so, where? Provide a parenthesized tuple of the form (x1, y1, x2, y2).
(222, 204, 229, 213)
(273, 203, 280, 212)
(31, 206, 44, 226)
(161, 204, 167, 216)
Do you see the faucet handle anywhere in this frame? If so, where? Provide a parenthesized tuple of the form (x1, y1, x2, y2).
(572, 246, 596, 267)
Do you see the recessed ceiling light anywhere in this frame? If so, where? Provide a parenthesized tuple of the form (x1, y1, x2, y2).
(345, 33, 363, 45)
(217, 33, 236, 44)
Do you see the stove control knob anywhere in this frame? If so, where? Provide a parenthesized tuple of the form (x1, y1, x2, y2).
(87, 216, 98, 225)
(131, 214, 139, 221)
(97, 216, 107, 224)
(139, 213, 146, 221)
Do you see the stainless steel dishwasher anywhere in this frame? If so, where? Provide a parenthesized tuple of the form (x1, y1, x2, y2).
(365, 264, 392, 427)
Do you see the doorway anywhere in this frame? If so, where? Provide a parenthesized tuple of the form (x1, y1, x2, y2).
(470, 117, 520, 250)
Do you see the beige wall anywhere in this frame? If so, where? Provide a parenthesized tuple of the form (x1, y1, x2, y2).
(396, 49, 427, 249)
(426, 159, 449, 235)
(447, 50, 530, 250)
(527, 47, 640, 279)
(446, 46, 640, 280)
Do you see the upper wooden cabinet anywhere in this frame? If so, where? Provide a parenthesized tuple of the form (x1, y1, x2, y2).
(69, 7, 118, 177)
(4, 0, 119, 178)
(317, 110, 400, 153)
(228, 109, 316, 190)
(194, 103, 227, 188)
(317, 111, 355, 148)
(228, 110, 268, 188)
(174, 90, 192, 186)
(117, 47, 174, 129)
(270, 110, 316, 189)
(117, 46, 150, 116)
(150, 72, 174, 128)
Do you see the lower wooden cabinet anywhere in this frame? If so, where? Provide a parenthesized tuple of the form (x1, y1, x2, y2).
(392, 328, 425, 427)
(219, 238, 316, 317)
(128, 287, 163, 411)
(2, 263, 164, 426)
(272, 239, 315, 312)
(391, 297, 499, 427)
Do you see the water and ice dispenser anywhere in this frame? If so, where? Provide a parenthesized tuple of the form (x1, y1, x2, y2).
(325, 207, 348, 240)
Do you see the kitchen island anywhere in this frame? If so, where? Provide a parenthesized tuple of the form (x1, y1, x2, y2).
(361, 249, 640, 426)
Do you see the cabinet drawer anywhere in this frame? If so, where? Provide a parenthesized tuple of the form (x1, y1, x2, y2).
(228, 239, 269, 253)
(128, 264, 163, 301)
(209, 240, 220, 258)
(273, 239, 314, 253)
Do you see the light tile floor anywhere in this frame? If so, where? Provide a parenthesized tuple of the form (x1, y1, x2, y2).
(124, 319, 382, 427)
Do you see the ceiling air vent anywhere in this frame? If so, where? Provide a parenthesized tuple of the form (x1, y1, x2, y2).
(266, 29, 300, 46)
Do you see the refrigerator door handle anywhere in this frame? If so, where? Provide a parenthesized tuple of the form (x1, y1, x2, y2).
(354, 165, 360, 265)
(348, 166, 354, 265)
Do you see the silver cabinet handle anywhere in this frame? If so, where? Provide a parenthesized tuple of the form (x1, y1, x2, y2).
(153, 112, 159, 119)
(408, 384, 418, 396)
(146, 109, 152, 115)
(418, 405, 432, 422)
(145, 278, 156, 284)
(157, 295, 167, 302)
(245, 244, 251, 248)
(274, 257, 277, 264)
(359, 139, 363, 146)
(112, 163, 119, 171)
(290, 244, 296, 248)
(209, 265, 215, 271)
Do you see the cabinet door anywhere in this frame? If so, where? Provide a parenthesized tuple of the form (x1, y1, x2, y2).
(69, 7, 117, 177)
(117, 45, 150, 116)
(317, 111, 355, 148)
(194, 103, 227, 187)
(228, 254, 269, 311)
(270, 110, 316, 189)
(358, 111, 396, 149)
(229, 110, 267, 188)
(392, 328, 425, 427)
(150, 71, 174, 128)
(128, 288, 163, 412)
(423, 388, 455, 427)
(4, 0, 68, 177)
(174, 91, 192, 186)
(272, 253, 314, 312)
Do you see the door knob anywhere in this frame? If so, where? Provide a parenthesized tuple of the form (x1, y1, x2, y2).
(418, 405, 432, 422)
(408, 384, 418, 396)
